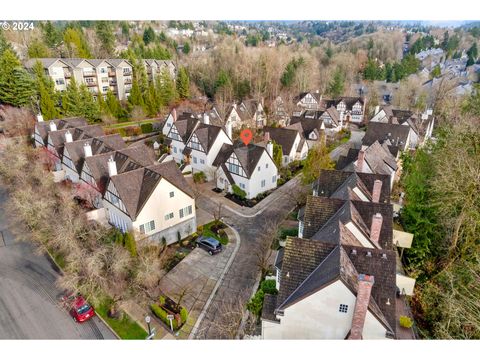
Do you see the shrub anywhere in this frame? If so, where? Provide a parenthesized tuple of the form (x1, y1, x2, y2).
(180, 307, 188, 324)
(197, 225, 204, 233)
(150, 304, 179, 331)
(246, 289, 265, 317)
(159, 296, 166, 305)
(399, 315, 413, 328)
(279, 227, 298, 239)
(124, 232, 137, 257)
(260, 279, 278, 295)
(117, 128, 127, 137)
(232, 184, 246, 199)
(193, 171, 206, 183)
(140, 123, 154, 134)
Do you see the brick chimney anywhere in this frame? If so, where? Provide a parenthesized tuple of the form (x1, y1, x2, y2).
(370, 213, 383, 247)
(348, 274, 375, 340)
(172, 108, 177, 122)
(356, 150, 365, 172)
(371, 179, 382, 203)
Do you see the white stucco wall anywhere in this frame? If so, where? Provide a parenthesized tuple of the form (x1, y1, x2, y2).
(262, 280, 388, 339)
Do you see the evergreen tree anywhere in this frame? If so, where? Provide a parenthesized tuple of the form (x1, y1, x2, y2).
(301, 139, 334, 185)
(28, 39, 51, 58)
(33, 61, 58, 119)
(63, 27, 91, 58)
(431, 64, 442, 78)
(144, 82, 160, 117)
(158, 68, 177, 106)
(182, 41, 191, 54)
(78, 84, 100, 122)
(0, 49, 36, 107)
(95, 21, 115, 57)
(272, 141, 283, 169)
(61, 77, 82, 115)
(120, 21, 130, 42)
(176, 66, 190, 99)
(0, 29, 12, 56)
(143, 26, 155, 45)
(327, 68, 345, 98)
(128, 77, 144, 108)
(41, 21, 61, 49)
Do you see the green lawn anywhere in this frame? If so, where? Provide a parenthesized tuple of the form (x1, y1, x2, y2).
(202, 221, 229, 245)
(96, 301, 148, 340)
(105, 119, 156, 129)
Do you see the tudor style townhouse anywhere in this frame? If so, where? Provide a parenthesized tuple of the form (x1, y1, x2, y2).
(164, 110, 233, 179)
(294, 92, 366, 124)
(213, 141, 278, 200)
(286, 116, 326, 150)
(369, 105, 435, 149)
(262, 127, 308, 166)
(34, 115, 197, 245)
(224, 100, 266, 129)
(103, 161, 196, 245)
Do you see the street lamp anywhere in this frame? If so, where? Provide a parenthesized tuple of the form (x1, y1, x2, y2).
(145, 315, 152, 337)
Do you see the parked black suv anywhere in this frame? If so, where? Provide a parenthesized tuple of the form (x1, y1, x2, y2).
(196, 236, 223, 255)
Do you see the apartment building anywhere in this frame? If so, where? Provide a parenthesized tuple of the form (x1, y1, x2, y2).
(25, 58, 137, 101)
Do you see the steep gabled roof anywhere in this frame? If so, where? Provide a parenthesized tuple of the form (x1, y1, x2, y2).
(313, 170, 391, 204)
(48, 125, 104, 156)
(363, 122, 410, 149)
(64, 134, 126, 173)
(109, 161, 193, 220)
(213, 142, 270, 179)
(171, 115, 199, 143)
(263, 127, 299, 155)
(287, 117, 324, 140)
(302, 196, 393, 249)
(25, 58, 70, 69)
(192, 123, 223, 153)
(35, 117, 88, 146)
(274, 238, 396, 335)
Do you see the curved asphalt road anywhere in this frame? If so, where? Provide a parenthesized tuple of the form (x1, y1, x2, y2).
(0, 187, 116, 339)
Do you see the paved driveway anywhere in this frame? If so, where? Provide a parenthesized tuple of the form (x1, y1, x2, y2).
(0, 187, 116, 339)
(158, 237, 236, 337)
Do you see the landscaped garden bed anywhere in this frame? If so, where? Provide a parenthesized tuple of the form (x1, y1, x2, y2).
(225, 189, 273, 208)
(150, 295, 188, 332)
(199, 221, 229, 245)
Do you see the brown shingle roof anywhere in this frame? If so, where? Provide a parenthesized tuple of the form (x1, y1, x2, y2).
(213, 142, 270, 179)
(363, 122, 410, 149)
(109, 160, 193, 220)
(275, 238, 396, 336)
(48, 125, 104, 157)
(263, 126, 299, 155)
(35, 117, 88, 146)
(313, 169, 391, 204)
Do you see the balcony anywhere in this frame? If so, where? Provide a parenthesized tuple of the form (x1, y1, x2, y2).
(125, 86, 132, 93)
(108, 70, 116, 77)
(83, 71, 96, 77)
(123, 70, 132, 76)
(124, 77, 132, 84)
(89, 88, 98, 94)
(109, 79, 117, 86)
(85, 80, 98, 87)
(64, 70, 72, 78)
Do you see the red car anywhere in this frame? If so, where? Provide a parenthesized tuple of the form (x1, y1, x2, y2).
(62, 292, 96, 323)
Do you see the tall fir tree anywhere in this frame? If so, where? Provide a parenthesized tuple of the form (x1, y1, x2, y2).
(63, 27, 91, 58)
(128, 77, 145, 108)
(0, 49, 36, 107)
(0, 29, 12, 56)
(78, 84, 100, 122)
(33, 61, 59, 119)
(158, 68, 177, 106)
(176, 66, 190, 99)
(327, 68, 345, 98)
(95, 21, 115, 57)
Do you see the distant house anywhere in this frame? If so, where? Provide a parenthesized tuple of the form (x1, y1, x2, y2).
(337, 142, 398, 189)
(165, 110, 233, 179)
(294, 91, 322, 112)
(293, 107, 342, 134)
(287, 116, 325, 150)
(213, 142, 278, 199)
(369, 105, 434, 149)
(325, 97, 366, 124)
(103, 161, 196, 245)
(362, 122, 411, 154)
(225, 100, 266, 129)
(261, 237, 396, 339)
(24, 58, 71, 92)
(263, 126, 308, 166)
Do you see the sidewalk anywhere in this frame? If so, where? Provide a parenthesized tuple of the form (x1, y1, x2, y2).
(193, 175, 305, 218)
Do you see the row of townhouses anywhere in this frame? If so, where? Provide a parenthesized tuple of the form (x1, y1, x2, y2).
(25, 58, 176, 101)
(34, 115, 196, 245)
(261, 168, 416, 339)
(336, 105, 435, 189)
(260, 105, 432, 339)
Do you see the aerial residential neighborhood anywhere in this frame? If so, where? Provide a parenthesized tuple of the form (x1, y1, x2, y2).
(0, 8, 479, 355)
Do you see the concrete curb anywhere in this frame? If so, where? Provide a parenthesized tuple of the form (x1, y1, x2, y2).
(188, 224, 241, 339)
(95, 313, 121, 340)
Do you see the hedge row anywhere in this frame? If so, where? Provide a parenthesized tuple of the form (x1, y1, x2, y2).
(150, 304, 179, 331)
